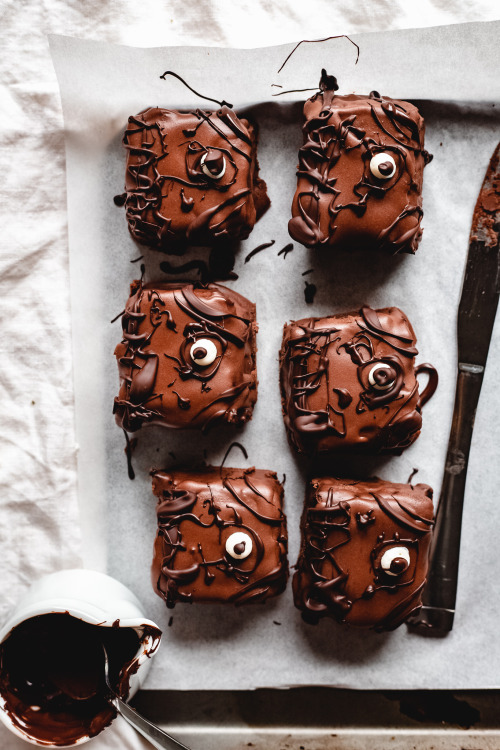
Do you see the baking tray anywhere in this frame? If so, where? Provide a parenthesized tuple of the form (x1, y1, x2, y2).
(50, 22, 500, 693)
(131, 688, 500, 749)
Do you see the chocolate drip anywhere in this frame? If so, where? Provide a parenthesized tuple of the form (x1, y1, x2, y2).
(220, 441, 248, 471)
(159, 70, 233, 109)
(276, 38, 359, 74)
(180, 189, 194, 212)
(277, 243, 294, 258)
(123, 429, 136, 480)
(304, 280, 317, 303)
(160, 259, 207, 277)
(333, 388, 352, 409)
(244, 240, 275, 263)
(172, 391, 191, 410)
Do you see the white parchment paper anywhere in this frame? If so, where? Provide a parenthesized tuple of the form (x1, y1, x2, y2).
(50, 23, 500, 690)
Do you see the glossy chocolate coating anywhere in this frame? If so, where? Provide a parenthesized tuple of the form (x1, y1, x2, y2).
(279, 306, 438, 455)
(293, 477, 434, 630)
(151, 466, 288, 607)
(289, 75, 431, 254)
(114, 282, 258, 432)
(0, 613, 158, 746)
(122, 107, 269, 252)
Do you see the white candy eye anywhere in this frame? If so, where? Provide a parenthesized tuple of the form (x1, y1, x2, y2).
(380, 546, 410, 576)
(189, 339, 218, 367)
(201, 151, 226, 180)
(370, 152, 396, 180)
(225, 532, 253, 560)
(368, 363, 397, 391)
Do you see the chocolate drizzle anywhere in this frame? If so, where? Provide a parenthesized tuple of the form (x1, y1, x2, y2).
(159, 70, 233, 109)
(293, 478, 434, 630)
(244, 240, 276, 263)
(151, 467, 288, 608)
(288, 74, 431, 254)
(114, 281, 257, 434)
(121, 107, 269, 252)
(279, 306, 438, 455)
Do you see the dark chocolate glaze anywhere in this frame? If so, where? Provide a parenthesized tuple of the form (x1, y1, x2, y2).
(293, 477, 434, 630)
(289, 72, 432, 254)
(151, 466, 288, 608)
(0, 613, 161, 746)
(279, 306, 438, 455)
(121, 107, 270, 253)
(114, 281, 257, 433)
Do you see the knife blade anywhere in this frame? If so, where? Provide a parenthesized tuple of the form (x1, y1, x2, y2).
(408, 142, 500, 635)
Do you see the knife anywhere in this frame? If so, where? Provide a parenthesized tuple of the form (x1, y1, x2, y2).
(408, 142, 500, 635)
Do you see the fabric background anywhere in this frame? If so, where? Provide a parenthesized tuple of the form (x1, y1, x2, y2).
(1, 1, 499, 747)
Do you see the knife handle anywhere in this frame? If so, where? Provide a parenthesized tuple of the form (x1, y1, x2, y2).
(408, 363, 484, 635)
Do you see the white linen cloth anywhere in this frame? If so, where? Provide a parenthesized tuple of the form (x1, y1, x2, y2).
(1, 1, 499, 748)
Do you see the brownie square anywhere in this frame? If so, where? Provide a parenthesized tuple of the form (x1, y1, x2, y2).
(114, 282, 258, 433)
(279, 305, 437, 455)
(151, 467, 288, 607)
(122, 107, 269, 252)
(289, 75, 431, 254)
(293, 477, 434, 630)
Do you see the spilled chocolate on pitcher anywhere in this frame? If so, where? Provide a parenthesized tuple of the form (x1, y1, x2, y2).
(0, 613, 153, 746)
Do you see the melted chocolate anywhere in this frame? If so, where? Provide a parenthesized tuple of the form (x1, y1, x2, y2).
(0, 613, 160, 746)
(279, 306, 438, 455)
(289, 73, 432, 254)
(159, 70, 233, 109)
(151, 466, 288, 607)
(121, 107, 270, 253)
(304, 280, 317, 304)
(244, 240, 275, 263)
(293, 477, 434, 630)
(114, 281, 257, 433)
(277, 243, 294, 259)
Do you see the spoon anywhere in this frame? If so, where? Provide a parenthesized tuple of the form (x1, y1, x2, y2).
(101, 643, 191, 750)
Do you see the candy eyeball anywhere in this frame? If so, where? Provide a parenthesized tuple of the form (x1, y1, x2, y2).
(368, 362, 397, 391)
(189, 339, 218, 367)
(201, 149, 226, 180)
(370, 152, 396, 180)
(225, 531, 253, 560)
(380, 546, 410, 576)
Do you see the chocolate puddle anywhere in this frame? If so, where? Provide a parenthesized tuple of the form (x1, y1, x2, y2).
(0, 613, 159, 746)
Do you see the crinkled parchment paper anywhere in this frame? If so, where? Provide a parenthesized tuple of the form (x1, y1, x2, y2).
(50, 22, 500, 689)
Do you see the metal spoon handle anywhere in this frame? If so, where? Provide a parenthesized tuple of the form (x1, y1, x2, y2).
(109, 694, 191, 750)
